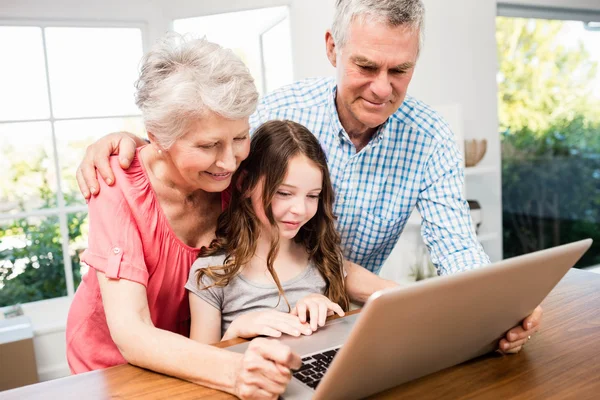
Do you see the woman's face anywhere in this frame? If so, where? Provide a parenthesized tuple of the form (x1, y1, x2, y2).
(165, 113, 251, 193)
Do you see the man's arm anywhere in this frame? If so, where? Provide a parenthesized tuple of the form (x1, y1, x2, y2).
(417, 121, 540, 353)
(344, 260, 398, 304)
(76, 132, 146, 199)
(417, 128, 490, 275)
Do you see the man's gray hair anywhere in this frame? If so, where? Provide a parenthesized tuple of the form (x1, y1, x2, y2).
(135, 33, 258, 149)
(331, 0, 425, 52)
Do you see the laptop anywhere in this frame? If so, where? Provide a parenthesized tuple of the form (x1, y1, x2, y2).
(227, 239, 592, 400)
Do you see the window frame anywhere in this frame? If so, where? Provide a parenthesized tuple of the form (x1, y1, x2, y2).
(0, 19, 147, 303)
(497, 3, 600, 22)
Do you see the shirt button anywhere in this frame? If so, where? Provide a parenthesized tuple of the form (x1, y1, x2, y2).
(113, 247, 121, 254)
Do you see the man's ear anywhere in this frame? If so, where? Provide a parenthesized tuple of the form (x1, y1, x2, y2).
(325, 30, 337, 68)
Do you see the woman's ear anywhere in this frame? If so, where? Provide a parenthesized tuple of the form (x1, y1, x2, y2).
(147, 132, 165, 154)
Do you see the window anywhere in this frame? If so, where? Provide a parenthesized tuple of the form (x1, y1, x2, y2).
(497, 7, 600, 268)
(173, 6, 294, 96)
(0, 24, 145, 307)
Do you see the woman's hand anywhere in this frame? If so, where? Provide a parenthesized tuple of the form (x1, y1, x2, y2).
(76, 131, 145, 199)
(499, 305, 543, 354)
(290, 293, 345, 332)
(234, 338, 302, 400)
(223, 310, 313, 341)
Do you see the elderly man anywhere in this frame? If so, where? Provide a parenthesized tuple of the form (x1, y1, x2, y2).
(77, 0, 541, 353)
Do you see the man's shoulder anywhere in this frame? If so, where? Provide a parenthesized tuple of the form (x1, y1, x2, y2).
(258, 77, 333, 113)
(391, 96, 455, 143)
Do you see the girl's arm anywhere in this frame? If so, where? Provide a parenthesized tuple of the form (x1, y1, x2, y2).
(189, 293, 223, 344)
(96, 270, 299, 397)
(343, 260, 399, 304)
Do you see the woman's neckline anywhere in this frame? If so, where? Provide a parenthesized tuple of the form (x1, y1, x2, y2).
(136, 145, 203, 253)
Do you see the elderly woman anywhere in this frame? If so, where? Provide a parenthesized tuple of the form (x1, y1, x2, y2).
(66, 34, 301, 399)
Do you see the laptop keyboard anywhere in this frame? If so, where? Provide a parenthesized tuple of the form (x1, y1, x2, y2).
(292, 346, 341, 390)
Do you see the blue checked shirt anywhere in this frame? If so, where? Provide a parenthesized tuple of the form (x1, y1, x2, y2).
(250, 77, 490, 275)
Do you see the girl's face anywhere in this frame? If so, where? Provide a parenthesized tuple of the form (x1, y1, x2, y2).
(163, 113, 250, 193)
(251, 154, 323, 240)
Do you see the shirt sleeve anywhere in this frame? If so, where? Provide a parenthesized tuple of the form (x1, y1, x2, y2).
(249, 98, 273, 135)
(185, 256, 225, 311)
(417, 123, 491, 275)
(80, 177, 149, 286)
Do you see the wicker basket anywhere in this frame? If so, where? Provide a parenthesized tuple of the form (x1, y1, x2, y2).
(464, 139, 487, 167)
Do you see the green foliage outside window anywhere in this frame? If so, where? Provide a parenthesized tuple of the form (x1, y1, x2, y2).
(498, 17, 600, 266)
(0, 150, 86, 307)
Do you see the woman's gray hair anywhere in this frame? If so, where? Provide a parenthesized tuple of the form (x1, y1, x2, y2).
(135, 33, 258, 149)
(331, 0, 425, 53)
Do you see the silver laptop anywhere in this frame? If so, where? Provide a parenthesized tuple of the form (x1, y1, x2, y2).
(228, 239, 592, 400)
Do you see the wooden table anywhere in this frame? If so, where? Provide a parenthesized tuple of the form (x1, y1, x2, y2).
(2, 268, 599, 400)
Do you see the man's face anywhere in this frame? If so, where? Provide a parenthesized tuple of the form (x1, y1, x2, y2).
(327, 18, 420, 132)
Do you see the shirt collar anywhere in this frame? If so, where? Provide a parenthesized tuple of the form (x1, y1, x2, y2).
(327, 83, 346, 141)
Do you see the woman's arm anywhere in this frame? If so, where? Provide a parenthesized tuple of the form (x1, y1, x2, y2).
(189, 293, 223, 344)
(343, 260, 399, 304)
(97, 271, 300, 398)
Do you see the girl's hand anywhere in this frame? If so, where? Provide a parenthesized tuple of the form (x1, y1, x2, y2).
(234, 338, 302, 400)
(223, 310, 313, 341)
(290, 294, 345, 331)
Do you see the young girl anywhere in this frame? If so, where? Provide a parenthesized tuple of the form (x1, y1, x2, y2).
(185, 120, 354, 344)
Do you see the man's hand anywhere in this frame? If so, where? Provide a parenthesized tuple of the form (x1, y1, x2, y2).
(76, 131, 145, 199)
(290, 293, 345, 331)
(499, 305, 543, 354)
(222, 310, 313, 341)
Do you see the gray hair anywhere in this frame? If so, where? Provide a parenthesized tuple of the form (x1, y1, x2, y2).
(331, 0, 425, 53)
(135, 33, 258, 149)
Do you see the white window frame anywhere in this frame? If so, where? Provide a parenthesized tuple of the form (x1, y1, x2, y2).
(259, 14, 293, 94)
(497, 3, 600, 21)
(0, 19, 147, 303)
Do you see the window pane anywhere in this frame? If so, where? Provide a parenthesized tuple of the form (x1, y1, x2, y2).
(68, 211, 89, 290)
(54, 117, 145, 205)
(261, 18, 294, 93)
(0, 26, 50, 121)
(174, 6, 293, 97)
(45, 27, 143, 118)
(0, 215, 67, 307)
(498, 17, 600, 267)
(0, 122, 57, 214)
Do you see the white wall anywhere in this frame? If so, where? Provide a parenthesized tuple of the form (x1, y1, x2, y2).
(288, 0, 336, 79)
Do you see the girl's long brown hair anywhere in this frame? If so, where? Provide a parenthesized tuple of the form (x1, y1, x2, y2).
(197, 120, 349, 311)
